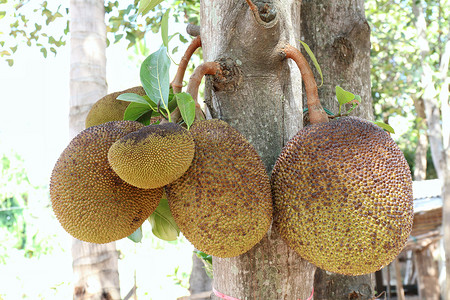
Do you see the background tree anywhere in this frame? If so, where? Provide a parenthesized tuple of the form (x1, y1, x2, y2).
(69, 0, 120, 299)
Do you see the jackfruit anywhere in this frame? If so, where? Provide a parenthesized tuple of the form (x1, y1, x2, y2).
(166, 119, 273, 258)
(271, 116, 413, 275)
(85, 86, 145, 128)
(108, 122, 195, 189)
(50, 121, 163, 244)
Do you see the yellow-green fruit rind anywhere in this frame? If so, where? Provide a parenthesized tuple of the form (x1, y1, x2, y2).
(166, 119, 273, 258)
(85, 86, 145, 128)
(271, 116, 413, 275)
(108, 123, 195, 189)
(50, 121, 163, 244)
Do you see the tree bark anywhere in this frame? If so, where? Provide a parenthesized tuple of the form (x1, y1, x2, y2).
(70, 0, 120, 299)
(299, 1, 375, 298)
(413, 97, 428, 181)
(439, 25, 450, 300)
(201, 1, 316, 299)
(412, 0, 444, 179)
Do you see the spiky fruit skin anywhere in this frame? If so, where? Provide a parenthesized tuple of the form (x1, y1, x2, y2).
(166, 119, 273, 258)
(271, 116, 413, 275)
(50, 121, 163, 244)
(85, 86, 145, 128)
(108, 123, 195, 189)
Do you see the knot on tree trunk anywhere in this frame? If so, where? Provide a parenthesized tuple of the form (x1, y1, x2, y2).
(212, 58, 243, 92)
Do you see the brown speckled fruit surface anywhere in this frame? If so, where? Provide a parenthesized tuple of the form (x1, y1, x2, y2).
(271, 116, 413, 275)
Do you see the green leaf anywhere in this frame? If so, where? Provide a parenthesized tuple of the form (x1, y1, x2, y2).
(136, 111, 153, 126)
(175, 92, 195, 129)
(127, 227, 143, 243)
(299, 40, 323, 87)
(194, 250, 213, 278)
(117, 93, 152, 106)
(114, 33, 124, 44)
(40, 47, 47, 58)
(6, 59, 13, 66)
(148, 198, 180, 241)
(0, 11, 5, 19)
(123, 102, 153, 121)
(373, 121, 395, 134)
(138, 0, 164, 16)
(335, 86, 357, 106)
(140, 46, 171, 111)
(161, 9, 170, 48)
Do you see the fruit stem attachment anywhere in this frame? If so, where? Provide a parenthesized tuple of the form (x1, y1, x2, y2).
(187, 61, 222, 121)
(282, 44, 329, 124)
(171, 36, 202, 94)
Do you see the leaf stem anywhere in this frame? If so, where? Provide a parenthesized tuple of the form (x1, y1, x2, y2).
(171, 36, 202, 94)
(186, 61, 222, 121)
(282, 44, 329, 124)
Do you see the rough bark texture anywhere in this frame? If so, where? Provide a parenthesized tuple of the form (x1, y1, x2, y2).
(70, 0, 120, 299)
(414, 243, 441, 300)
(299, 1, 375, 299)
(201, 1, 316, 299)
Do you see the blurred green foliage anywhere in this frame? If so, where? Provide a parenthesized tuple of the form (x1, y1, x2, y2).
(0, 151, 52, 263)
(366, 0, 449, 178)
(1, 0, 200, 65)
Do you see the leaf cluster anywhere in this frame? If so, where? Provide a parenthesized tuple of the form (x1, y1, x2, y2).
(1, 0, 68, 65)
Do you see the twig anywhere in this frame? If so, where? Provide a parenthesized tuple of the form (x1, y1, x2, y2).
(282, 44, 329, 124)
(186, 61, 222, 121)
(171, 36, 202, 94)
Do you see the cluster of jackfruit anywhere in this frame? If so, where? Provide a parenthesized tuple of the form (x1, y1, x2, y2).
(271, 116, 414, 275)
(51, 83, 413, 275)
(50, 89, 272, 257)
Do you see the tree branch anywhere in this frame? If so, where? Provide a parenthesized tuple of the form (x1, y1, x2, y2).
(171, 36, 202, 94)
(282, 44, 329, 124)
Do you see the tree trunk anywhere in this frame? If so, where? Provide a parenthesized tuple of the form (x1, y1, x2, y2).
(444, 148, 450, 299)
(70, 0, 120, 299)
(440, 25, 450, 300)
(412, 0, 444, 179)
(201, 1, 316, 299)
(413, 98, 428, 181)
(299, 1, 375, 298)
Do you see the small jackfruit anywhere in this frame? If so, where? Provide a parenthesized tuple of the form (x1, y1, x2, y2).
(85, 86, 145, 128)
(271, 116, 413, 275)
(166, 119, 273, 258)
(50, 121, 163, 244)
(108, 123, 195, 189)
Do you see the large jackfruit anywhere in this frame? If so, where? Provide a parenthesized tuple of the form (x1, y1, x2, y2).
(271, 116, 413, 275)
(166, 119, 273, 258)
(85, 86, 145, 128)
(50, 121, 163, 244)
(108, 122, 195, 189)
